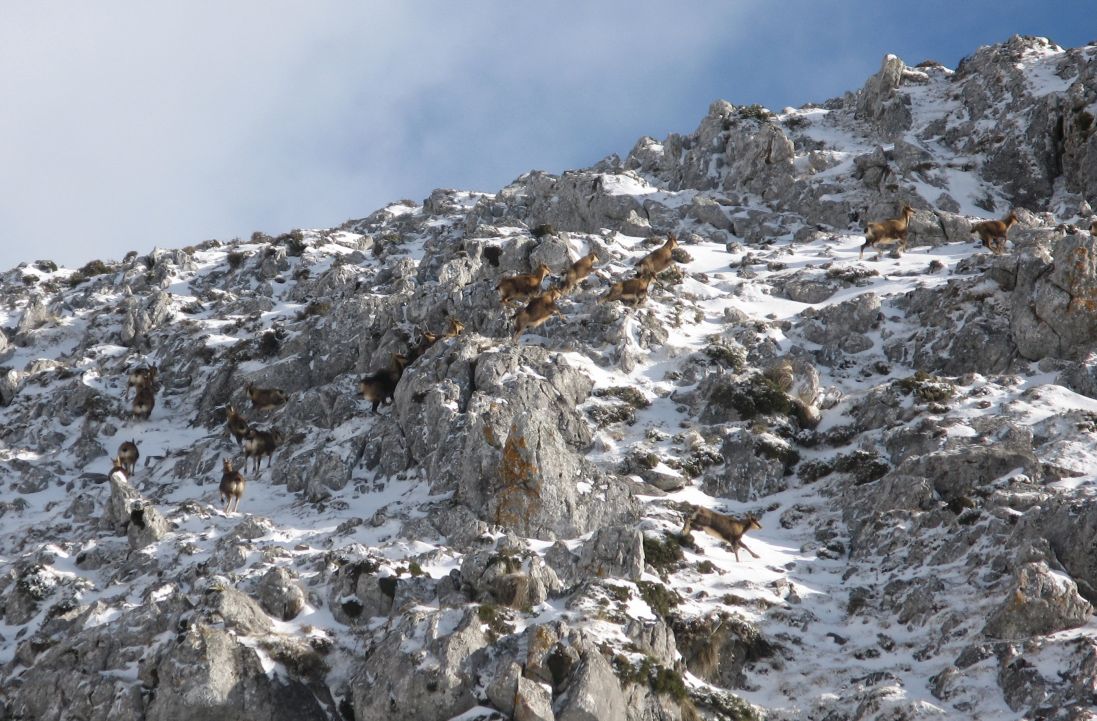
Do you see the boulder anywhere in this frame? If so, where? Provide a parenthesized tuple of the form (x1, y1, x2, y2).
(983, 562, 1092, 639)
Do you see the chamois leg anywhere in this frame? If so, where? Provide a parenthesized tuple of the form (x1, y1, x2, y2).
(735, 539, 760, 560)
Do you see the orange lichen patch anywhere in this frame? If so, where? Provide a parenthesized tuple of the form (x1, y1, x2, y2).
(494, 428, 542, 534)
(1065, 246, 1097, 312)
(483, 423, 497, 448)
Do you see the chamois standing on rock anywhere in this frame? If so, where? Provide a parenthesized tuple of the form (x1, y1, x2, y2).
(358, 353, 409, 413)
(860, 204, 915, 258)
(243, 428, 283, 473)
(124, 366, 157, 400)
(971, 210, 1018, 254)
(117, 440, 139, 476)
(561, 252, 599, 293)
(131, 384, 155, 421)
(680, 506, 762, 562)
(219, 458, 245, 513)
(245, 382, 288, 411)
(1091, 219, 1097, 236)
(635, 234, 678, 276)
(599, 272, 654, 307)
(496, 263, 551, 304)
(225, 405, 250, 447)
(513, 287, 563, 341)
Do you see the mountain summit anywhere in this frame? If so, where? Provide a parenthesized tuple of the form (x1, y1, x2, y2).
(2, 35, 1097, 721)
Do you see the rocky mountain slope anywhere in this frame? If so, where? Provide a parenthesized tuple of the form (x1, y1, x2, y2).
(2, 34, 1097, 721)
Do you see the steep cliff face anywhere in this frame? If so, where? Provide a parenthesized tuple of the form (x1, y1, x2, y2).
(2, 35, 1097, 721)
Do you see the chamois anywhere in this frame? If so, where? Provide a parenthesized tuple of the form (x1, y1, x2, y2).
(132, 384, 155, 420)
(971, 210, 1018, 254)
(444, 317, 465, 338)
(599, 272, 654, 307)
(513, 287, 563, 341)
(407, 329, 440, 364)
(245, 382, 288, 411)
(109, 456, 128, 481)
(1091, 220, 1097, 236)
(496, 263, 551, 304)
(635, 234, 678, 277)
(124, 365, 157, 400)
(219, 458, 245, 513)
(225, 404, 250, 447)
(358, 353, 409, 413)
(117, 440, 139, 476)
(860, 204, 916, 258)
(561, 252, 599, 293)
(680, 506, 763, 562)
(243, 427, 283, 473)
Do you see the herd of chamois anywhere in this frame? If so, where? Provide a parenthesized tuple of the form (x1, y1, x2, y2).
(102, 206, 1090, 538)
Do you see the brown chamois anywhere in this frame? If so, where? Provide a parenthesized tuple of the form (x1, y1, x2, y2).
(971, 210, 1018, 254)
(598, 271, 654, 307)
(496, 262, 551, 304)
(635, 233, 678, 276)
(860, 204, 916, 258)
(680, 506, 763, 562)
(131, 384, 155, 420)
(561, 251, 599, 293)
(225, 404, 250, 447)
(219, 458, 246, 513)
(407, 328, 440, 364)
(357, 353, 409, 413)
(124, 365, 157, 400)
(117, 439, 139, 476)
(1091, 219, 1097, 236)
(444, 317, 465, 338)
(513, 287, 563, 341)
(245, 382, 288, 411)
(243, 427, 283, 473)
(109, 456, 128, 481)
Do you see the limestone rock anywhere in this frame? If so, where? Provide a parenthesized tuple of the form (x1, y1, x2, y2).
(983, 562, 1092, 639)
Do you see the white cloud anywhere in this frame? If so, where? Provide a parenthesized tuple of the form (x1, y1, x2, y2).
(11, 1, 1088, 271)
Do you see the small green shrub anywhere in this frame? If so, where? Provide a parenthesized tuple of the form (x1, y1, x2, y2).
(893, 370, 955, 403)
(278, 229, 307, 256)
(595, 386, 650, 409)
(79, 259, 112, 277)
(637, 580, 681, 617)
(642, 533, 685, 574)
(737, 104, 772, 121)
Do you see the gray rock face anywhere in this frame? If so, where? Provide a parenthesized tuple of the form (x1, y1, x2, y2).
(126, 502, 168, 550)
(394, 341, 639, 539)
(349, 608, 488, 721)
(255, 567, 307, 621)
(983, 562, 1092, 639)
(554, 644, 627, 721)
(460, 543, 562, 608)
(546, 525, 645, 585)
(703, 428, 796, 501)
(1011, 233, 1097, 361)
(855, 55, 913, 139)
(146, 624, 327, 721)
(798, 293, 880, 353)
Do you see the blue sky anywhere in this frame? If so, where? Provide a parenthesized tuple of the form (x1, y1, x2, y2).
(1, 2, 1094, 271)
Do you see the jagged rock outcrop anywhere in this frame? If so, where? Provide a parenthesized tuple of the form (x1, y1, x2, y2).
(6, 33, 1097, 721)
